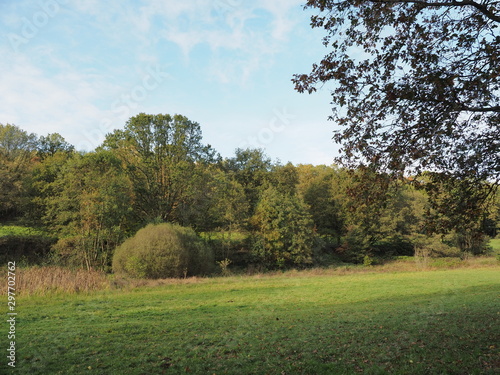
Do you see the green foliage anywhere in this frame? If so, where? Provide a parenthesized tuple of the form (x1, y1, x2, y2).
(269, 162, 299, 195)
(223, 148, 273, 216)
(45, 151, 134, 271)
(0, 225, 49, 237)
(337, 226, 373, 263)
(294, 1, 500, 248)
(332, 168, 397, 262)
(251, 187, 315, 268)
(296, 164, 345, 240)
(216, 258, 232, 276)
(411, 233, 461, 259)
(343, 167, 394, 243)
(0, 124, 38, 219)
(101, 113, 218, 223)
(0, 123, 38, 160)
(372, 236, 415, 258)
(25, 150, 74, 223)
(0, 226, 56, 265)
(420, 173, 496, 238)
(363, 254, 374, 266)
(0, 120, 498, 272)
(293, 0, 500, 184)
(449, 231, 491, 257)
(201, 230, 253, 268)
(37, 133, 74, 158)
(112, 223, 214, 279)
(176, 165, 249, 231)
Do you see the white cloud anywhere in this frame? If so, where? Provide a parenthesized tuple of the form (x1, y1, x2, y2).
(257, 0, 304, 40)
(0, 0, 338, 163)
(127, 1, 304, 85)
(0, 47, 110, 146)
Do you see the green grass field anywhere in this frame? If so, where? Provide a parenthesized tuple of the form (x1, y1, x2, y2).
(0, 226, 50, 238)
(6, 267, 500, 374)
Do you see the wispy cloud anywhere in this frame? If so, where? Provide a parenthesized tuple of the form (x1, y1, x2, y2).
(129, 1, 304, 85)
(0, 45, 110, 144)
(0, 1, 336, 163)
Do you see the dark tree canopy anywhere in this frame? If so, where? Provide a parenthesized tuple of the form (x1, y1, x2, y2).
(293, 0, 499, 182)
(38, 133, 74, 158)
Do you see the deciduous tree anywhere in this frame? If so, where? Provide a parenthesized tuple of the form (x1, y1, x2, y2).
(101, 113, 218, 223)
(0, 124, 38, 219)
(37, 133, 74, 158)
(45, 151, 134, 270)
(293, 0, 499, 182)
(251, 186, 315, 268)
(223, 148, 273, 215)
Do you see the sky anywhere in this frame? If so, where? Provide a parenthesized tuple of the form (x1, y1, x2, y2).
(0, 0, 339, 165)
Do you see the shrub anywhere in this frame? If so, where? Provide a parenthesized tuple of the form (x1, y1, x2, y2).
(372, 236, 414, 257)
(112, 223, 213, 279)
(450, 231, 491, 257)
(216, 258, 232, 276)
(411, 234, 461, 258)
(363, 255, 374, 266)
(201, 230, 252, 268)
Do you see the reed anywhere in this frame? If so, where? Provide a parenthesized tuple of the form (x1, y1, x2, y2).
(8, 266, 109, 296)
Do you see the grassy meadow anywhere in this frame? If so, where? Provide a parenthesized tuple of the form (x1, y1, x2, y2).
(4, 264, 500, 374)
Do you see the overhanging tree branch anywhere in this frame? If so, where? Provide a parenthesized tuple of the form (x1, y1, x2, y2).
(368, 0, 500, 23)
(461, 105, 500, 112)
(295, 0, 500, 181)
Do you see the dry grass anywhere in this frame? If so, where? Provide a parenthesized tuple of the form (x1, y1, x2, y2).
(270, 256, 500, 279)
(6, 266, 110, 296)
(3, 266, 204, 296)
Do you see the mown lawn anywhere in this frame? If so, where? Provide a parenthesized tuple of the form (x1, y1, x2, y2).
(6, 267, 500, 374)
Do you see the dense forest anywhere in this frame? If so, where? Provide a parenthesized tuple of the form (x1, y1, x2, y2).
(1, 114, 498, 276)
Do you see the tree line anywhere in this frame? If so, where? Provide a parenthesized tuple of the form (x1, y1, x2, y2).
(0, 115, 498, 273)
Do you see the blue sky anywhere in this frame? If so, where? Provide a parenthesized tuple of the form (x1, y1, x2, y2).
(1, 0, 338, 165)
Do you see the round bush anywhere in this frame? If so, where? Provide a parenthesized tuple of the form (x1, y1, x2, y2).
(112, 223, 213, 279)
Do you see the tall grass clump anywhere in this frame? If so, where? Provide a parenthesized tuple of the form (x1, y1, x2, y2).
(6, 266, 109, 295)
(112, 223, 214, 279)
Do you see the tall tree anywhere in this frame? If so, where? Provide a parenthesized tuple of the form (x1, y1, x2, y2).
(270, 162, 299, 195)
(0, 124, 38, 219)
(293, 0, 499, 182)
(251, 187, 315, 268)
(296, 164, 345, 242)
(175, 164, 249, 231)
(337, 167, 394, 259)
(101, 113, 218, 223)
(223, 148, 273, 215)
(26, 150, 74, 223)
(45, 151, 134, 270)
(418, 172, 496, 254)
(37, 133, 74, 158)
